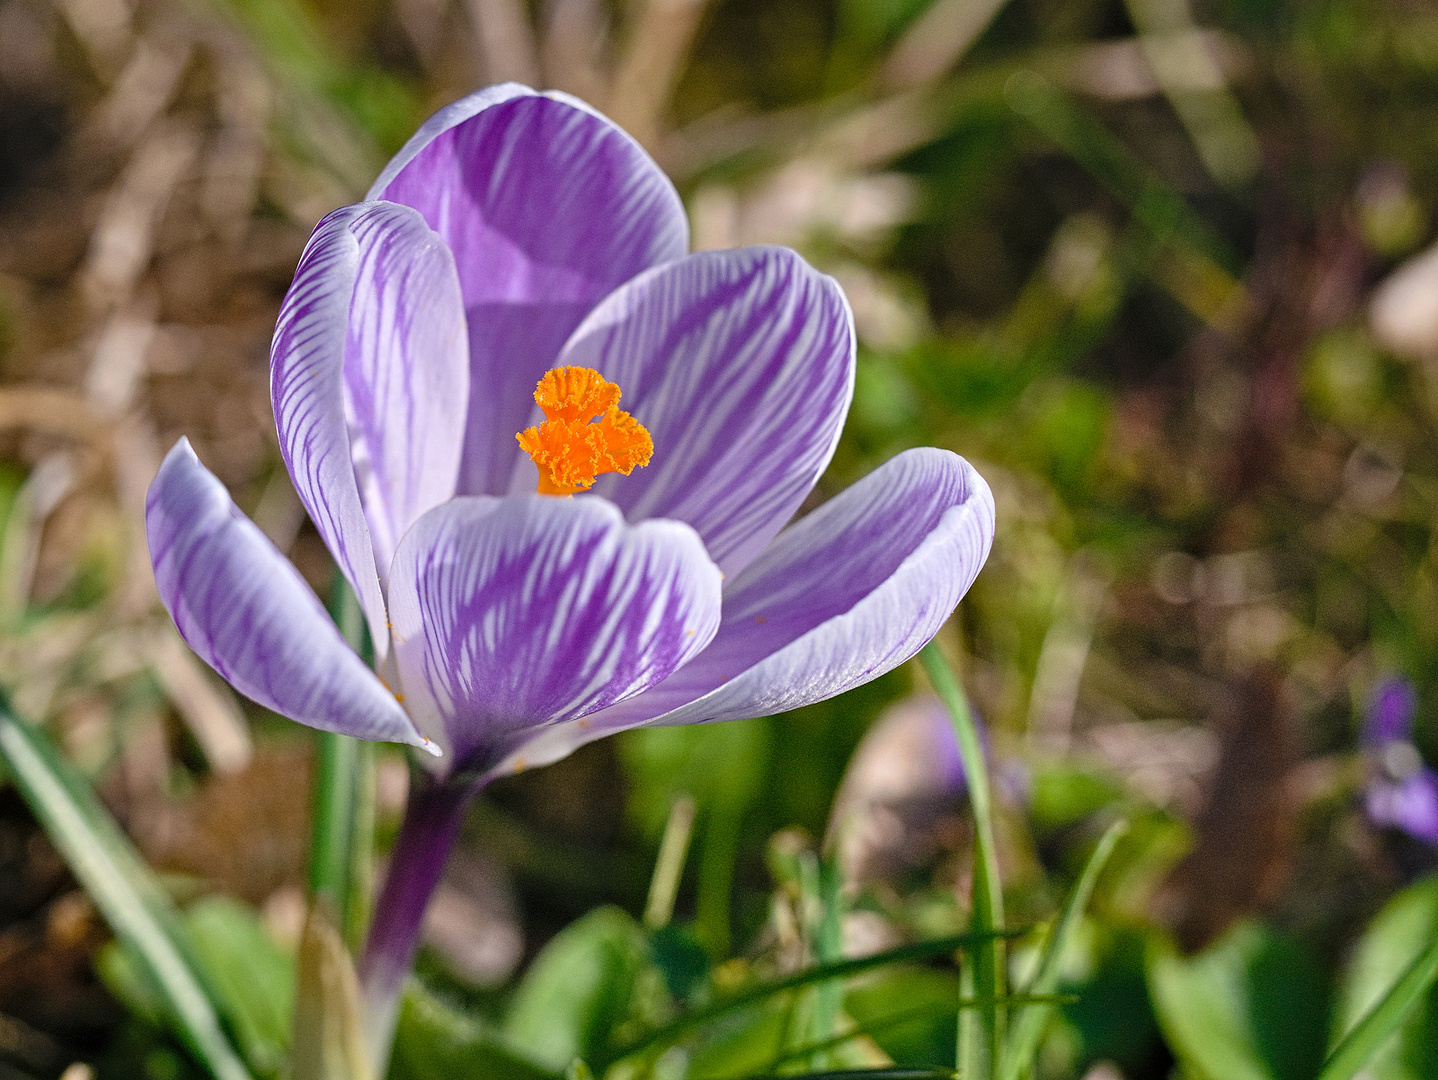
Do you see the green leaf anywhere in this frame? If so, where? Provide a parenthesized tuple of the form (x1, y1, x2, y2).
(921, 645, 1004, 1078)
(1324, 873, 1438, 1080)
(186, 897, 296, 1078)
(503, 906, 649, 1071)
(1026, 764, 1126, 833)
(837, 0, 938, 48)
(308, 734, 363, 918)
(96, 937, 172, 1030)
(1147, 921, 1330, 1080)
(845, 966, 961, 1067)
(783, 852, 848, 1067)
(389, 983, 557, 1080)
(1063, 926, 1161, 1075)
(685, 999, 792, 1079)
(649, 921, 710, 1003)
(0, 699, 253, 1080)
(1001, 819, 1127, 1080)
(101, 898, 296, 1078)
(604, 928, 1025, 1067)
(771, 1003, 959, 1071)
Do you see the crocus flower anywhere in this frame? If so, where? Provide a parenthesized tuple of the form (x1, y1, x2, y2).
(146, 83, 995, 1056)
(1362, 677, 1438, 845)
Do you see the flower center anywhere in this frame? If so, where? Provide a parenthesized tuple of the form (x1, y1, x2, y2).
(515, 366, 654, 495)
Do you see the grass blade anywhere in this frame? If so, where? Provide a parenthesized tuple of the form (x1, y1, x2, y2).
(310, 575, 379, 949)
(344, 738, 377, 949)
(1003, 72, 1239, 272)
(0, 697, 253, 1080)
(1316, 930, 1438, 1080)
(807, 858, 846, 1064)
(766, 1004, 953, 1070)
(601, 927, 1026, 1066)
(768, 995, 1079, 1072)
(1003, 72, 1242, 326)
(1000, 818, 1127, 1080)
(787, 851, 847, 1066)
(643, 794, 696, 930)
(921, 644, 1004, 1079)
(309, 732, 361, 914)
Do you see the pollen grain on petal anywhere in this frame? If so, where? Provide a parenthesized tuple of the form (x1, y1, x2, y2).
(517, 366, 654, 495)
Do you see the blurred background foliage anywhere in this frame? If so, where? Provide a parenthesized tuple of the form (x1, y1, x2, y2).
(4, 0, 1438, 1076)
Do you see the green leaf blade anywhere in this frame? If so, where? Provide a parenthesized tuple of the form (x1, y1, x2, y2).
(1321, 873, 1438, 1080)
(999, 818, 1127, 1080)
(604, 928, 1025, 1067)
(310, 574, 380, 950)
(1147, 921, 1330, 1080)
(920, 644, 1004, 1078)
(0, 700, 253, 1080)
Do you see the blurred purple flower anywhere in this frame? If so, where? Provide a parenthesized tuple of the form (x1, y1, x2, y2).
(1362, 677, 1438, 845)
(827, 695, 966, 886)
(827, 695, 1026, 886)
(1363, 676, 1417, 746)
(145, 84, 995, 1051)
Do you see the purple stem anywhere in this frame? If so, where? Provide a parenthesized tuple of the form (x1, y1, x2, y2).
(359, 773, 481, 1070)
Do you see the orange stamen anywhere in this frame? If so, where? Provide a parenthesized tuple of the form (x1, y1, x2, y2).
(516, 366, 654, 495)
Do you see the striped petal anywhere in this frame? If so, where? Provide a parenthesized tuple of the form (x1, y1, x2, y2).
(369, 86, 689, 497)
(486, 449, 993, 777)
(388, 494, 722, 773)
(553, 247, 854, 576)
(271, 202, 468, 660)
(146, 440, 429, 749)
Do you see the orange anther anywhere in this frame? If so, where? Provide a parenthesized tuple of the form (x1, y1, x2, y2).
(517, 367, 653, 495)
(534, 366, 621, 423)
(594, 407, 653, 475)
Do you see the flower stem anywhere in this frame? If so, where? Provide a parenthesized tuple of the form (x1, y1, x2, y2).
(358, 773, 479, 1073)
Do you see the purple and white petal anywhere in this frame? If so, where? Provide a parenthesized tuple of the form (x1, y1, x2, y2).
(146, 440, 430, 750)
(271, 202, 467, 659)
(369, 88, 689, 497)
(487, 449, 993, 776)
(387, 494, 722, 772)
(342, 205, 469, 577)
(365, 83, 535, 201)
(550, 247, 855, 577)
